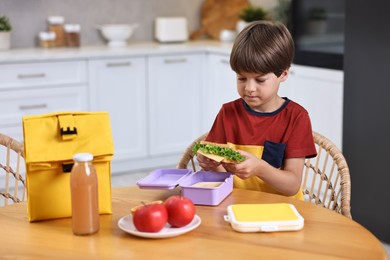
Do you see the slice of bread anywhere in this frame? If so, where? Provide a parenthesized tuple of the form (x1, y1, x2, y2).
(191, 182, 223, 188)
(200, 140, 229, 148)
(197, 150, 240, 164)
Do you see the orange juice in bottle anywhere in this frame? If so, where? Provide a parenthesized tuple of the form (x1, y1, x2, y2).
(70, 153, 99, 235)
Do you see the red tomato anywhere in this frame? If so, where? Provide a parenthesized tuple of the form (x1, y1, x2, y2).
(164, 195, 196, 227)
(133, 203, 168, 232)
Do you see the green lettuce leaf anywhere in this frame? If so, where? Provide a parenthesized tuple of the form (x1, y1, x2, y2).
(192, 142, 245, 162)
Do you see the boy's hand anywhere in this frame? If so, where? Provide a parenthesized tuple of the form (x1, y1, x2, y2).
(196, 152, 222, 172)
(222, 150, 264, 179)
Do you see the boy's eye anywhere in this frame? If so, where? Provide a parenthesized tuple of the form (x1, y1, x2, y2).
(256, 78, 266, 83)
(237, 77, 246, 82)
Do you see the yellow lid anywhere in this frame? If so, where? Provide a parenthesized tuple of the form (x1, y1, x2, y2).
(225, 203, 304, 232)
(231, 203, 300, 222)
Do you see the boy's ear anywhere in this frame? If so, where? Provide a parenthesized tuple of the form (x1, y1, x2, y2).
(279, 69, 289, 82)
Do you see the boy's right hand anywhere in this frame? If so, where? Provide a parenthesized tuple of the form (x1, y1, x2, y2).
(196, 153, 223, 172)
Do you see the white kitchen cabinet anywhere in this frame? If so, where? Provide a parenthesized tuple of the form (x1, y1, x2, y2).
(148, 53, 204, 156)
(279, 64, 344, 149)
(0, 43, 345, 176)
(0, 86, 87, 141)
(202, 53, 237, 132)
(0, 60, 88, 184)
(0, 60, 88, 142)
(88, 57, 148, 172)
(0, 60, 86, 90)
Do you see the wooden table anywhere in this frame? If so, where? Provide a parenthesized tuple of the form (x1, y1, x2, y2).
(0, 186, 387, 259)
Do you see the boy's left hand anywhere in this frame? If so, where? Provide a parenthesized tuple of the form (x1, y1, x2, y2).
(221, 150, 264, 179)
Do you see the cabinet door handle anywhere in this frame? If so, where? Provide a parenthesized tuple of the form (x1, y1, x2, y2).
(106, 62, 131, 67)
(220, 59, 230, 64)
(164, 58, 187, 64)
(17, 73, 46, 79)
(19, 104, 47, 110)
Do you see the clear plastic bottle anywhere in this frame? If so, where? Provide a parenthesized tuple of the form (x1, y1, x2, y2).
(70, 153, 99, 235)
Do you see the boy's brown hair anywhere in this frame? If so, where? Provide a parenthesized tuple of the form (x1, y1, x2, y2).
(230, 20, 295, 77)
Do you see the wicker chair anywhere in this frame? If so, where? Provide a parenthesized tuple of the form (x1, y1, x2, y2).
(0, 133, 26, 206)
(176, 131, 352, 219)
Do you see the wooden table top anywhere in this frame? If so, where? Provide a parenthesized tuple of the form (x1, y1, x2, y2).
(0, 186, 387, 259)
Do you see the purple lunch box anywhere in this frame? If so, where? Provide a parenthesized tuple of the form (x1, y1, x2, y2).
(136, 168, 233, 206)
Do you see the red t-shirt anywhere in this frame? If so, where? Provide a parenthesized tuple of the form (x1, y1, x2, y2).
(206, 98, 317, 198)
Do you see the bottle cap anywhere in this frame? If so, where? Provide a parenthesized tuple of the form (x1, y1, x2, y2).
(47, 16, 65, 25)
(39, 31, 56, 40)
(73, 153, 94, 162)
(64, 24, 81, 32)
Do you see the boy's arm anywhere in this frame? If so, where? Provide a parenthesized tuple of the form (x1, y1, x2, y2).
(223, 151, 305, 196)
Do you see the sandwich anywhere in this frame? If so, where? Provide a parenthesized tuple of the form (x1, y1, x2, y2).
(192, 141, 245, 164)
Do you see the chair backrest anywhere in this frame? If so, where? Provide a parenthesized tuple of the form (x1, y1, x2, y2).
(176, 131, 352, 218)
(303, 131, 351, 218)
(0, 133, 26, 206)
(176, 132, 208, 172)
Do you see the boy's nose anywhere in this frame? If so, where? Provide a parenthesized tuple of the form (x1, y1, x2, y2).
(245, 79, 257, 92)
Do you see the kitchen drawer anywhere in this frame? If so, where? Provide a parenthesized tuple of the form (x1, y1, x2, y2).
(0, 85, 88, 129)
(0, 60, 87, 90)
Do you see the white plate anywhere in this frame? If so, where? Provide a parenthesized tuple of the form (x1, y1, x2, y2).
(118, 214, 201, 239)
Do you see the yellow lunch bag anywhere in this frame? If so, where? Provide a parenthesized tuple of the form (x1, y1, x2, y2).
(22, 111, 114, 222)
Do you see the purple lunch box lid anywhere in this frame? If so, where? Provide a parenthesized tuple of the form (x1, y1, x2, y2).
(136, 168, 193, 190)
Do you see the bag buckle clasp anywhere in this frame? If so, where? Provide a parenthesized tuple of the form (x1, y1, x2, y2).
(60, 127, 78, 136)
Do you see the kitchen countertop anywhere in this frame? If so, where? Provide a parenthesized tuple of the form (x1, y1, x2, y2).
(0, 40, 233, 63)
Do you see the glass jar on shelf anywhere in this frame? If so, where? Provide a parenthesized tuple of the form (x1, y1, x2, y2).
(47, 16, 65, 47)
(38, 31, 56, 48)
(64, 24, 81, 47)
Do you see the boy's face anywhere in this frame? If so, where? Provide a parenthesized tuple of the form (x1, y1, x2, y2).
(236, 70, 288, 113)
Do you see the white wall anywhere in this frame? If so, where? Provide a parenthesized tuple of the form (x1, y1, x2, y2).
(0, 0, 281, 48)
(0, 0, 204, 48)
(250, 0, 280, 9)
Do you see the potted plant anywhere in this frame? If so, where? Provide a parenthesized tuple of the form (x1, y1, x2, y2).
(272, 0, 292, 30)
(307, 7, 327, 35)
(0, 15, 12, 50)
(236, 4, 268, 33)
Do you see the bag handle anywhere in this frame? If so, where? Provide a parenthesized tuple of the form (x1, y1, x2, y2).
(62, 163, 74, 173)
(58, 115, 77, 141)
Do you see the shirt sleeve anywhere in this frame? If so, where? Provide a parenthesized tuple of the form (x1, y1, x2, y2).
(284, 111, 317, 159)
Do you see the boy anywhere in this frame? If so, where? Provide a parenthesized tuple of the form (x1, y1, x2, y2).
(197, 21, 317, 200)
